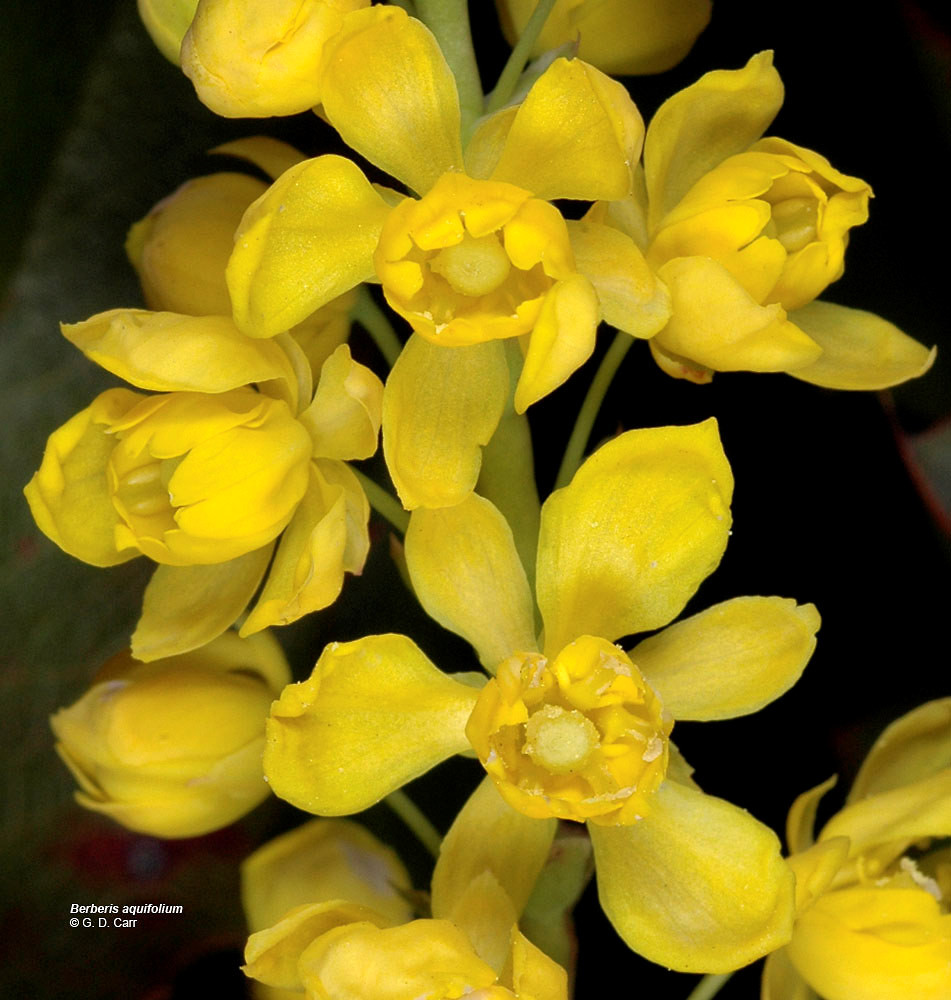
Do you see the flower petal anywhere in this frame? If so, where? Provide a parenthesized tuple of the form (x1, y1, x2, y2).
(787, 300, 936, 390)
(590, 779, 794, 972)
(319, 6, 463, 194)
(491, 58, 643, 202)
(211, 136, 307, 180)
(786, 775, 837, 855)
(406, 494, 536, 670)
(227, 155, 391, 339)
(630, 596, 820, 721)
(644, 51, 784, 231)
(849, 698, 951, 803)
(382, 335, 508, 509)
(536, 420, 733, 653)
(655, 256, 823, 372)
(761, 948, 819, 1000)
(24, 389, 144, 567)
(514, 274, 600, 413)
(787, 837, 851, 915)
(506, 928, 569, 1000)
(299, 344, 383, 461)
(130, 546, 272, 661)
(264, 635, 479, 815)
(464, 106, 518, 180)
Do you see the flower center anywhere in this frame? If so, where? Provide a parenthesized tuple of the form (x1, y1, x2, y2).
(112, 458, 180, 518)
(524, 705, 600, 774)
(429, 233, 512, 297)
(767, 197, 818, 253)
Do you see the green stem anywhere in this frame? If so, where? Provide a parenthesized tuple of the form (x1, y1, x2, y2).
(352, 468, 409, 534)
(385, 789, 442, 858)
(555, 331, 632, 490)
(486, 0, 558, 112)
(685, 972, 734, 1000)
(352, 287, 403, 369)
(414, 0, 483, 140)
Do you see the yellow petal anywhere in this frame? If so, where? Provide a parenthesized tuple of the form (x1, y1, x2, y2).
(491, 57, 643, 202)
(382, 335, 508, 509)
(319, 6, 463, 194)
(648, 337, 714, 384)
(264, 635, 478, 815)
(514, 274, 600, 413)
(432, 777, 556, 925)
(406, 494, 536, 670)
(849, 698, 951, 802)
(505, 927, 569, 1000)
(227, 155, 390, 339)
(655, 256, 823, 372)
(242, 818, 413, 932)
(590, 780, 794, 972)
(61, 310, 301, 404)
(787, 300, 936, 390)
(432, 868, 517, 972)
(787, 837, 851, 915)
(630, 596, 820, 721)
(240, 460, 368, 635)
(137, 0, 198, 63)
(787, 885, 951, 1000)
(211, 136, 307, 180)
(131, 547, 272, 661)
(786, 775, 837, 855)
(567, 220, 671, 338)
(464, 106, 518, 181)
(536, 420, 733, 653)
(645, 51, 784, 230)
(299, 344, 382, 461)
(24, 389, 144, 567)
(761, 948, 819, 1000)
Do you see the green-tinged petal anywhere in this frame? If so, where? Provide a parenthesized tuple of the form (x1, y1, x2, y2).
(212, 136, 307, 181)
(131, 547, 272, 661)
(137, 0, 198, 63)
(645, 51, 784, 231)
(787, 886, 951, 1000)
(242, 819, 413, 932)
(227, 155, 390, 339)
(761, 948, 819, 1000)
(849, 698, 951, 802)
(435, 869, 517, 972)
(240, 460, 368, 635)
(24, 389, 144, 567)
(432, 777, 556, 925)
(244, 901, 391, 992)
(464, 106, 518, 181)
(630, 596, 820, 721)
(537, 420, 733, 653)
(319, 6, 463, 194)
(787, 837, 850, 915)
(506, 928, 569, 1000)
(656, 256, 823, 372)
(786, 776, 837, 855)
(648, 337, 714, 384)
(514, 274, 600, 413)
(567, 220, 671, 339)
(491, 57, 642, 202)
(264, 635, 478, 815)
(299, 344, 382, 461)
(590, 779, 794, 973)
(787, 300, 936, 390)
(819, 769, 951, 855)
(61, 309, 301, 403)
(382, 335, 508, 509)
(406, 495, 536, 670)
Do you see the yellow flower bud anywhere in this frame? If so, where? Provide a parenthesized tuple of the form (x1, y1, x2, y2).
(181, 0, 370, 118)
(136, 0, 199, 64)
(466, 636, 672, 826)
(50, 632, 290, 838)
(649, 139, 871, 312)
(374, 172, 579, 348)
(496, 0, 712, 76)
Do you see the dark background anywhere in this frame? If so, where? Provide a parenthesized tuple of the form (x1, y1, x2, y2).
(1, 1, 949, 997)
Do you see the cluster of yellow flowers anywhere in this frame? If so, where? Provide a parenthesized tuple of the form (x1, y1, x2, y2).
(24, 1, 946, 998)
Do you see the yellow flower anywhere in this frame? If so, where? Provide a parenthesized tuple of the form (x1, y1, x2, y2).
(125, 136, 354, 377)
(136, 0, 199, 63)
(495, 0, 712, 76)
(262, 420, 821, 972)
(50, 629, 289, 838)
(593, 51, 934, 387)
(226, 5, 670, 507)
(762, 699, 951, 1000)
(180, 0, 370, 117)
(25, 310, 380, 660)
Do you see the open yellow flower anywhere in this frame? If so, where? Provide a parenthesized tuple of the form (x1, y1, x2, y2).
(226, 5, 670, 508)
(762, 698, 951, 1000)
(25, 309, 380, 661)
(263, 420, 820, 972)
(51, 629, 289, 838)
(591, 51, 934, 387)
